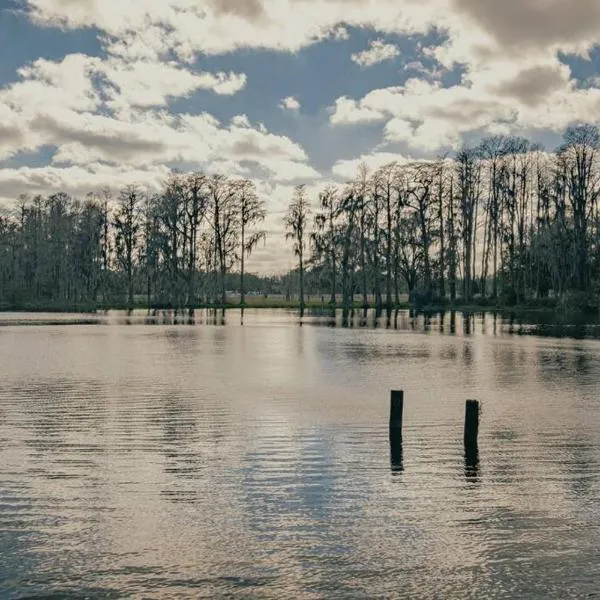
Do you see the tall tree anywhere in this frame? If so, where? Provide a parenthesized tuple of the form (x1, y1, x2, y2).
(455, 148, 481, 302)
(114, 185, 142, 309)
(285, 185, 311, 316)
(373, 163, 395, 314)
(207, 175, 239, 307)
(313, 185, 340, 307)
(560, 124, 600, 292)
(184, 173, 209, 308)
(397, 211, 424, 300)
(408, 162, 436, 300)
(236, 179, 266, 307)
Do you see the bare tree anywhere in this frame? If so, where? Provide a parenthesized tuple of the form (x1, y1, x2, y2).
(397, 211, 424, 300)
(114, 185, 142, 309)
(560, 124, 600, 292)
(455, 148, 481, 302)
(313, 185, 340, 307)
(207, 175, 238, 307)
(184, 173, 209, 308)
(236, 179, 266, 307)
(407, 162, 436, 299)
(285, 185, 311, 316)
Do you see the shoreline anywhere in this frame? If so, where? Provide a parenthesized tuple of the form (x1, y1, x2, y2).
(1, 299, 598, 322)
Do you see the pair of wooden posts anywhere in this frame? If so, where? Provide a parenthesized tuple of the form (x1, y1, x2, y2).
(389, 390, 479, 470)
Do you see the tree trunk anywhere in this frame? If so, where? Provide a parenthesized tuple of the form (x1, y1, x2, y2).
(299, 249, 304, 317)
(240, 220, 246, 308)
(386, 188, 393, 313)
(360, 206, 368, 310)
(438, 174, 445, 300)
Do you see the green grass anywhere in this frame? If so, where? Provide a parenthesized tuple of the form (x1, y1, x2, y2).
(2, 295, 599, 324)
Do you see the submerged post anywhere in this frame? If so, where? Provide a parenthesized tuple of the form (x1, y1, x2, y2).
(390, 390, 404, 438)
(464, 400, 480, 476)
(464, 400, 479, 447)
(389, 390, 404, 472)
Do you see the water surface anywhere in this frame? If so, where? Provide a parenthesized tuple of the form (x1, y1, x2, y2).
(1, 310, 599, 598)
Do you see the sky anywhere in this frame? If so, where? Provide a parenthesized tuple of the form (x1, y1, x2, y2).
(1, 0, 600, 274)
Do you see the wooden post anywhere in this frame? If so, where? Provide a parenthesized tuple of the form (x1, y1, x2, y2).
(389, 390, 404, 472)
(464, 400, 479, 476)
(464, 399, 479, 447)
(389, 390, 404, 438)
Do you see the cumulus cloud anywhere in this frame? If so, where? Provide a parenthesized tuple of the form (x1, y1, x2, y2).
(24, 0, 439, 59)
(404, 59, 445, 82)
(586, 77, 600, 89)
(351, 39, 400, 68)
(0, 47, 318, 182)
(0, 163, 170, 203)
(332, 151, 410, 180)
(10, 54, 102, 114)
(255, 158, 320, 181)
(22, 0, 600, 147)
(23, 0, 600, 67)
(330, 55, 600, 151)
(208, 0, 266, 20)
(9, 5, 600, 174)
(99, 60, 246, 111)
(491, 63, 570, 106)
(31, 113, 168, 164)
(280, 96, 301, 111)
(230, 114, 252, 128)
(1, 51, 246, 121)
(329, 96, 386, 125)
(225, 126, 307, 161)
(451, 0, 600, 55)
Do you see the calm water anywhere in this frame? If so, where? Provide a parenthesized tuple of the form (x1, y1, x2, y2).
(1, 309, 599, 599)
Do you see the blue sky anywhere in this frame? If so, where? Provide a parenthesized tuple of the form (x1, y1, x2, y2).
(1, 0, 600, 272)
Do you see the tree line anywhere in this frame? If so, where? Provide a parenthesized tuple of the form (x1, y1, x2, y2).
(1, 124, 600, 313)
(288, 124, 600, 316)
(0, 174, 266, 309)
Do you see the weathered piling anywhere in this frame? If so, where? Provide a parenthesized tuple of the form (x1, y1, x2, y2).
(464, 400, 479, 475)
(389, 390, 404, 438)
(464, 400, 479, 447)
(389, 390, 404, 472)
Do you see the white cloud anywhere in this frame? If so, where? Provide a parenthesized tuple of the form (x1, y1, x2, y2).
(23, 0, 600, 70)
(330, 55, 600, 151)
(22, 0, 600, 153)
(99, 60, 246, 111)
(0, 48, 319, 183)
(329, 96, 386, 125)
(351, 39, 400, 68)
(256, 158, 320, 181)
(0, 49, 251, 155)
(332, 151, 411, 180)
(332, 25, 350, 41)
(0, 163, 170, 202)
(450, 0, 600, 56)
(404, 59, 445, 82)
(230, 114, 251, 128)
(23, 0, 443, 61)
(583, 76, 600, 90)
(10, 54, 102, 114)
(280, 96, 301, 111)
(35, 107, 313, 172)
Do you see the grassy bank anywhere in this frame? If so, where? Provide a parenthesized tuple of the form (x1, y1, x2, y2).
(2, 295, 599, 323)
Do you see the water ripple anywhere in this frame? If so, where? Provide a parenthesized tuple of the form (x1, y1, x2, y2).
(1, 312, 600, 598)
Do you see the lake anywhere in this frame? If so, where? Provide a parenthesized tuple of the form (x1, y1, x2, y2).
(1, 309, 599, 599)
